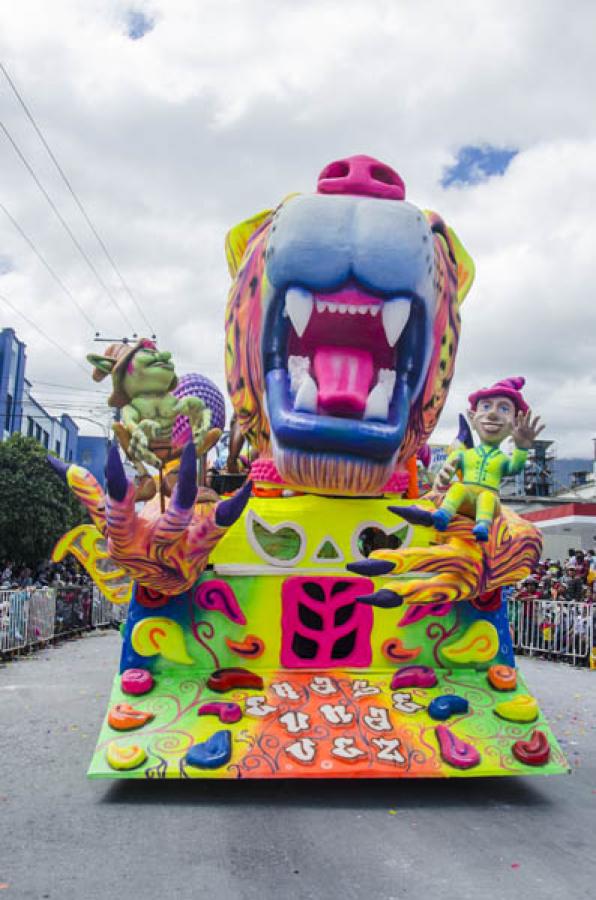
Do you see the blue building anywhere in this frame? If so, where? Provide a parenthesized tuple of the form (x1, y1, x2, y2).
(0, 327, 26, 441)
(77, 435, 108, 488)
(0, 327, 79, 461)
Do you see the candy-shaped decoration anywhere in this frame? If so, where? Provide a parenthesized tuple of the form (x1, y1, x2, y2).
(186, 731, 232, 769)
(198, 702, 243, 724)
(106, 741, 147, 770)
(381, 638, 421, 663)
(121, 668, 154, 696)
(194, 580, 247, 626)
(225, 635, 265, 659)
(390, 666, 437, 689)
(108, 703, 155, 731)
(441, 621, 499, 665)
(207, 667, 264, 693)
(131, 617, 194, 666)
(512, 730, 551, 766)
(488, 664, 517, 691)
(494, 694, 539, 723)
(400, 602, 453, 626)
(435, 725, 481, 770)
(428, 694, 469, 721)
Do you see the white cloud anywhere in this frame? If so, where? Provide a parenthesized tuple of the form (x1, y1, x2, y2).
(0, 0, 594, 455)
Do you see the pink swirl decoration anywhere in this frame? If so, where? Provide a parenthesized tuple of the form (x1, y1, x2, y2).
(193, 580, 246, 625)
(401, 602, 453, 627)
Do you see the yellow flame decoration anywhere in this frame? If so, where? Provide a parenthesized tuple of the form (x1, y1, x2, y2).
(131, 616, 193, 666)
(52, 524, 132, 605)
(441, 621, 499, 665)
(494, 694, 539, 723)
(106, 741, 147, 770)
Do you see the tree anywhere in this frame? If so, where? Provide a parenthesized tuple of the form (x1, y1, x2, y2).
(0, 434, 86, 569)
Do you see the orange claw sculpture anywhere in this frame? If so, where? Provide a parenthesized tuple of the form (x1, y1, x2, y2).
(48, 442, 252, 596)
(347, 491, 542, 609)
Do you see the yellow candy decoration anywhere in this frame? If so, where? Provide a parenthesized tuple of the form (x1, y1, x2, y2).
(106, 741, 147, 770)
(441, 621, 499, 665)
(131, 617, 194, 665)
(494, 694, 539, 723)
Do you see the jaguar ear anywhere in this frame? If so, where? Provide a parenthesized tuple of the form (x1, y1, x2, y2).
(447, 225, 475, 305)
(225, 208, 274, 277)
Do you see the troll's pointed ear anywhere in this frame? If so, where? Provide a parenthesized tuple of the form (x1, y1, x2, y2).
(86, 354, 116, 376)
(447, 226, 475, 305)
(225, 208, 274, 277)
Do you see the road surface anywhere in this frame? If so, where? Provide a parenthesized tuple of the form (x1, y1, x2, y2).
(1, 631, 594, 899)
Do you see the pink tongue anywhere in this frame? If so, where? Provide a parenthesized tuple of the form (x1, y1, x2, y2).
(313, 345, 374, 416)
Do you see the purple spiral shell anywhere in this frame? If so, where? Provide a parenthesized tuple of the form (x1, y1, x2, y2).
(171, 373, 226, 448)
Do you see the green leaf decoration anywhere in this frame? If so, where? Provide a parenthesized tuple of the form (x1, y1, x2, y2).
(251, 520, 303, 561)
(315, 539, 341, 560)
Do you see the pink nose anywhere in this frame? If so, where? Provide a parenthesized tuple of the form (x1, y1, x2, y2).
(317, 154, 405, 200)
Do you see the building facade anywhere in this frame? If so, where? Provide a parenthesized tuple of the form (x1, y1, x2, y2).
(0, 326, 79, 461)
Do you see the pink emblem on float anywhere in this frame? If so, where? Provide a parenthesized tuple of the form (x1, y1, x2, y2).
(281, 576, 374, 668)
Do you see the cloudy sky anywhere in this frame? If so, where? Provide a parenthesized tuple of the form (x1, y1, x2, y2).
(0, 0, 595, 458)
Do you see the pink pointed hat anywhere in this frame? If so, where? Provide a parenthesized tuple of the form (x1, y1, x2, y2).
(468, 377, 529, 414)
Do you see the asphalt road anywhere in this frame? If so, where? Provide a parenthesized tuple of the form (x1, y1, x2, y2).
(1, 632, 594, 900)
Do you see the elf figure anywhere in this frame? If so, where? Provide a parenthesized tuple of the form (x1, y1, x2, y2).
(394, 377, 544, 541)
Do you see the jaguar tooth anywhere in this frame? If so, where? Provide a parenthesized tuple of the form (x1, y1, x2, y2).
(338, 304, 347, 314)
(363, 382, 390, 421)
(382, 299, 410, 347)
(286, 286, 314, 337)
(288, 355, 311, 393)
(358, 305, 368, 314)
(328, 302, 338, 313)
(294, 372, 318, 413)
(316, 300, 327, 313)
(370, 305, 380, 317)
(378, 368, 396, 397)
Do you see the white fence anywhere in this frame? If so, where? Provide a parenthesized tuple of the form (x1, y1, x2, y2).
(508, 597, 594, 665)
(0, 585, 128, 654)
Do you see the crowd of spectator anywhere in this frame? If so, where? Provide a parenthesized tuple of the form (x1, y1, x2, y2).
(513, 548, 596, 604)
(508, 548, 595, 664)
(0, 558, 92, 591)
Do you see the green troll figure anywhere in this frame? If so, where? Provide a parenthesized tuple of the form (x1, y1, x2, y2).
(395, 377, 544, 541)
(87, 339, 210, 469)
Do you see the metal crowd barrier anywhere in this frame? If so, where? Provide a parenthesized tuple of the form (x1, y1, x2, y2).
(0, 589, 29, 652)
(508, 596, 594, 666)
(0, 585, 128, 655)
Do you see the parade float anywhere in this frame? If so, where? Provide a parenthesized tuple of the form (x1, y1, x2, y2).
(50, 155, 568, 779)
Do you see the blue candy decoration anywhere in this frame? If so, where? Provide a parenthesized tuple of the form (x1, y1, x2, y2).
(185, 730, 232, 769)
(428, 694, 469, 721)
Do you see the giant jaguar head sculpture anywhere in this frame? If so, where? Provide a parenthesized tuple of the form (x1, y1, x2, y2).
(225, 155, 474, 496)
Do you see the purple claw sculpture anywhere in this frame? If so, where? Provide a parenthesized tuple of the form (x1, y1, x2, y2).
(388, 505, 434, 527)
(174, 441, 198, 511)
(346, 559, 396, 577)
(106, 444, 128, 502)
(215, 478, 252, 528)
(357, 589, 404, 609)
(47, 455, 70, 483)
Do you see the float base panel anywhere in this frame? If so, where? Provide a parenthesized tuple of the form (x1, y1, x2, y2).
(88, 667, 568, 780)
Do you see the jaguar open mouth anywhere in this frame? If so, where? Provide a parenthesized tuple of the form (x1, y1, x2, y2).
(263, 282, 429, 462)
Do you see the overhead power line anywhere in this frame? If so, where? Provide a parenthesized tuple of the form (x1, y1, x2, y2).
(0, 200, 96, 330)
(0, 62, 156, 338)
(29, 380, 108, 394)
(0, 119, 137, 333)
(0, 291, 89, 375)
